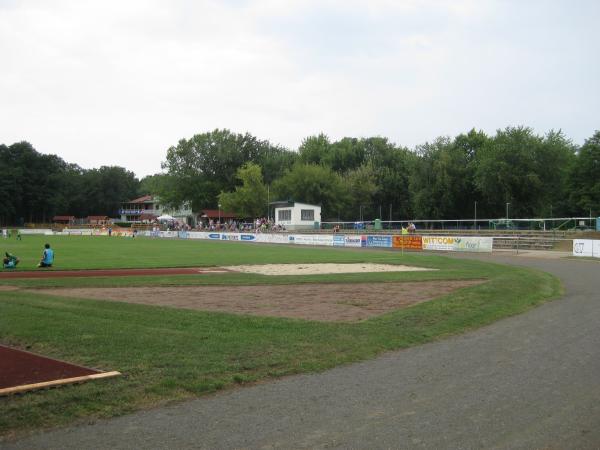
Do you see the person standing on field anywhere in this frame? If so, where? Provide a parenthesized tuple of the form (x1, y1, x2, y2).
(38, 243, 54, 268)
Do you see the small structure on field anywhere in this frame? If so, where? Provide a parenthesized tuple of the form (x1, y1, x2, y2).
(271, 201, 321, 230)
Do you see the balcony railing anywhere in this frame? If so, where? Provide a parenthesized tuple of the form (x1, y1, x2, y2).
(119, 209, 161, 215)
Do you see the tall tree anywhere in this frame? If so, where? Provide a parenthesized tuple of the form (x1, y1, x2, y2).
(410, 137, 470, 220)
(569, 130, 600, 216)
(271, 163, 349, 220)
(162, 129, 292, 209)
(298, 133, 331, 166)
(218, 163, 268, 218)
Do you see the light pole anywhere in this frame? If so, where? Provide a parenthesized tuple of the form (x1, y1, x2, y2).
(359, 205, 363, 223)
(474, 201, 477, 230)
(218, 203, 221, 224)
(506, 202, 510, 220)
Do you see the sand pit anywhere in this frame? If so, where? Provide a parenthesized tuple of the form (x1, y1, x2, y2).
(33, 279, 483, 322)
(222, 263, 435, 276)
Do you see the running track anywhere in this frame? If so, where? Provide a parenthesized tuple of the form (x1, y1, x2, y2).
(2, 254, 599, 449)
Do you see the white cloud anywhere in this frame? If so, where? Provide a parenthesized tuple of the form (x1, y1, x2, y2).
(0, 0, 598, 177)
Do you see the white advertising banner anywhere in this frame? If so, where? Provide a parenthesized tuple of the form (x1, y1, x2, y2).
(19, 229, 53, 235)
(187, 231, 210, 240)
(255, 233, 290, 244)
(290, 234, 334, 246)
(422, 236, 493, 252)
(61, 229, 93, 236)
(572, 239, 597, 258)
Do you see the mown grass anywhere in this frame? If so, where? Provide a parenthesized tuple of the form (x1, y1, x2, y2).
(0, 235, 561, 438)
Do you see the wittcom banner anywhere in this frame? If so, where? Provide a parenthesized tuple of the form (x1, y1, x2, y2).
(422, 236, 493, 252)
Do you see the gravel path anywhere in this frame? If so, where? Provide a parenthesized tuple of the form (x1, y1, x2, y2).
(3, 254, 600, 449)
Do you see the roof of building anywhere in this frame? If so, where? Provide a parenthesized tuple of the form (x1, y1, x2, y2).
(128, 195, 154, 203)
(269, 200, 321, 208)
(53, 215, 75, 221)
(200, 209, 238, 219)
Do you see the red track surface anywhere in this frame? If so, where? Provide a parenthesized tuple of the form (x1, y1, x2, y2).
(0, 345, 100, 390)
(0, 267, 228, 279)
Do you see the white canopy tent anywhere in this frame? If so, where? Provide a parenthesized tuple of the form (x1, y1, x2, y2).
(157, 214, 175, 221)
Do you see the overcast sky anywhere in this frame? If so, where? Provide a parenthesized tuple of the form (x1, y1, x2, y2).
(1, 0, 598, 178)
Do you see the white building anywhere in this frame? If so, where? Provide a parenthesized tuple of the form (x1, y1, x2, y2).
(271, 201, 321, 230)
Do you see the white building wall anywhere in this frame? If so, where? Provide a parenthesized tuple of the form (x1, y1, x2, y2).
(275, 202, 321, 230)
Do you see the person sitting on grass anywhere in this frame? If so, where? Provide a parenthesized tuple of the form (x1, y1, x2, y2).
(3, 252, 19, 269)
(38, 243, 54, 268)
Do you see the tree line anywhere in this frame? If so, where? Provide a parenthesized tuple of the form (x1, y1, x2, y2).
(1, 127, 599, 225)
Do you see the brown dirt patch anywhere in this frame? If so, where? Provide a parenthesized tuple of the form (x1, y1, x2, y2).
(33, 280, 485, 322)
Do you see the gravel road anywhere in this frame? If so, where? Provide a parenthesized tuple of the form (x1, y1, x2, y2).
(3, 254, 599, 449)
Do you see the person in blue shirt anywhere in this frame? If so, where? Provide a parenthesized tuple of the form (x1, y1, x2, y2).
(3, 252, 19, 269)
(38, 243, 54, 268)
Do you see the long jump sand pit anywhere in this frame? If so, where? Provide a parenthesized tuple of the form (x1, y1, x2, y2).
(222, 263, 435, 276)
(32, 264, 483, 322)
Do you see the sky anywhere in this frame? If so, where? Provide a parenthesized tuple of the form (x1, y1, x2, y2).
(1, 0, 599, 178)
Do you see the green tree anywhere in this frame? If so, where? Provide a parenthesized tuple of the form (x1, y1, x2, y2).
(324, 137, 366, 173)
(218, 163, 268, 218)
(474, 127, 576, 218)
(162, 129, 293, 209)
(342, 163, 378, 220)
(298, 133, 332, 165)
(272, 163, 349, 220)
(410, 137, 470, 220)
(569, 130, 600, 216)
(82, 166, 139, 217)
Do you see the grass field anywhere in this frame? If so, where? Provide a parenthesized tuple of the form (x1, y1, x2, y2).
(0, 235, 561, 438)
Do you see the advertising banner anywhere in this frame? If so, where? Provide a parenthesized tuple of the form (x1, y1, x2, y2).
(159, 231, 178, 238)
(366, 235, 392, 248)
(422, 236, 493, 252)
(61, 229, 93, 236)
(333, 235, 345, 246)
(392, 235, 423, 250)
(572, 239, 596, 257)
(255, 233, 290, 244)
(344, 235, 363, 247)
(185, 232, 207, 240)
(18, 229, 53, 235)
(290, 234, 334, 246)
(113, 230, 133, 237)
(220, 233, 240, 241)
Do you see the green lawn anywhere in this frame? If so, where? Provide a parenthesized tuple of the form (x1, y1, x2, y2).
(0, 235, 561, 437)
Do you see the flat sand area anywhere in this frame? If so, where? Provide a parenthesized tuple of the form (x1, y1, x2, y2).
(222, 263, 435, 276)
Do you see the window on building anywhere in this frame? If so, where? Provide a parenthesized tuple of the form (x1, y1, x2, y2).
(278, 209, 291, 221)
(301, 209, 314, 221)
